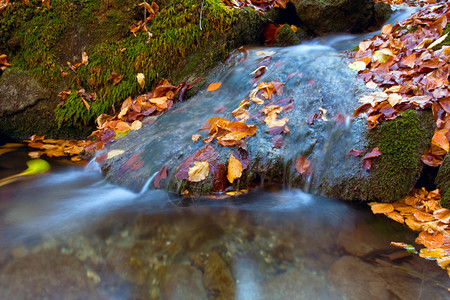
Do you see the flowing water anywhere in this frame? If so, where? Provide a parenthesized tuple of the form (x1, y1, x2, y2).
(1, 6, 450, 300)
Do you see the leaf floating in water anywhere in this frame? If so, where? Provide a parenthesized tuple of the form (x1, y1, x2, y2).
(0, 159, 51, 187)
(207, 82, 221, 92)
(369, 203, 394, 214)
(420, 248, 445, 259)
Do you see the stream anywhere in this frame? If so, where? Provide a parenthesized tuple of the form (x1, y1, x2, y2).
(1, 5, 450, 300)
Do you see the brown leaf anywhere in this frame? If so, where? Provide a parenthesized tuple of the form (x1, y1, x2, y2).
(108, 72, 123, 85)
(137, 73, 145, 89)
(349, 149, 364, 157)
(431, 130, 449, 152)
(295, 155, 310, 175)
(192, 134, 201, 143)
(209, 161, 227, 193)
(271, 134, 284, 149)
(153, 165, 168, 189)
(434, 209, 450, 224)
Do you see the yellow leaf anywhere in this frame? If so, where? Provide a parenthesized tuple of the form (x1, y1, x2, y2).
(81, 51, 88, 65)
(188, 161, 209, 182)
(130, 120, 142, 131)
(192, 134, 201, 143)
(348, 61, 367, 71)
(428, 33, 449, 49)
(381, 24, 392, 35)
(373, 50, 392, 64)
(207, 82, 221, 92)
(227, 153, 242, 183)
(107, 149, 125, 159)
(149, 96, 168, 105)
(419, 248, 445, 259)
(431, 130, 449, 152)
(437, 256, 450, 269)
(370, 203, 394, 214)
(137, 73, 145, 89)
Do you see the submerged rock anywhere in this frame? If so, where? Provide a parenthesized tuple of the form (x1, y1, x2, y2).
(0, 249, 97, 300)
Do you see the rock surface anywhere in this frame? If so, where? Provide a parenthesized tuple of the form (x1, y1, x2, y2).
(291, 0, 391, 35)
(100, 44, 433, 202)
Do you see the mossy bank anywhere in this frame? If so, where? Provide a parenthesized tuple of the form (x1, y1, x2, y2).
(0, 0, 276, 139)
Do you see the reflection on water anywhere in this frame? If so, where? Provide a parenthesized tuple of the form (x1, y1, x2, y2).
(0, 154, 449, 299)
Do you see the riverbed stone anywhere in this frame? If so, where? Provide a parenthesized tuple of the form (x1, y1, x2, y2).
(159, 264, 207, 300)
(327, 256, 390, 300)
(0, 249, 97, 300)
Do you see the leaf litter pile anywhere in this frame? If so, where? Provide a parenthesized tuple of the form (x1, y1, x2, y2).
(350, 1, 450, 277)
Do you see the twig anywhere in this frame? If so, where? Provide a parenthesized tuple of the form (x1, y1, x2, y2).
(200, 0, 205, 30)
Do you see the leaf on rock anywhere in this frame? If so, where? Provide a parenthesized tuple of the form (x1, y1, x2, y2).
(227, 153, 242, 183)
(153, 165, 168, 189)
(107, 149, 125, 159)
(431, 130, 449, 152)
(295, 155, 310, 175)
(209, 161, 228, 192)
(370, 203, 394, 214)
(419, 248, 445, 259)
(188, 161, 209, 182)
(192, 134, 201, 143)
(207, 82, 221, 92)
(416, 231, 445, 249)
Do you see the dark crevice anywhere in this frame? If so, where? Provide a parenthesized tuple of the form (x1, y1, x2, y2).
(415, 165, 439, 191)
(274, 2, 315, 36)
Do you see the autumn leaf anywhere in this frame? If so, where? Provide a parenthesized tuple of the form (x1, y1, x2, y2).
(349, 149, 364, 157)
(153, 165, 168, 189)
(107, 149, 125, 159)
(431, 130, 449, 152)
(207, 82, 221, 92)
(416, 231, 445, 249)
(227, 153, 242, 183)
(192, 134, 201, 143)
(420, 248, 445, 259)
(434, 208, 450, 224)
(295, 155, 310, 175)
(188, 161, 209, 182)
(137, 73, 145, 89)
(370, 203, 394, 214)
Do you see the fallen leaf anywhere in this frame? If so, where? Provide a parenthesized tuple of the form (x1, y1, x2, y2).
(130, 120, 143, 130)
(137, 73, 145, 89)
(188, 161, 209, 182)
(295, 155, 310, 175)
(192, 134, 201, 143)
(349, 149, 364, 157)
(416, 231, 445, 249)
(207, 82, 221, 92)
(107, 149, 125, 159)
(434, 208, 450, 223)
(419, 248, 445, 259)
(227, 153, 243, 183)
(370, 203, 394, 214)
(153, 165, 168, 189)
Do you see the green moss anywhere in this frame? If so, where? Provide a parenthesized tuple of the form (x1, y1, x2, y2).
(273, 24, 300, 46)
(432, 23, 450, 50)
(366, 110, 434, 202)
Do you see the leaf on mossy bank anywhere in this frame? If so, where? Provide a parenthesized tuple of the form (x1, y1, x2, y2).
(137, 73, 145, 89)
(362, 147, 381, 171)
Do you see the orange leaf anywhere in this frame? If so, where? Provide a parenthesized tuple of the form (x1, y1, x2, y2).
(434, 208, 450, 224)
(405, 218, 423, 231)
(416, 231, 444, 249)
(188, 161, 209, 182)
(227, 153, 243, 183)
(413, 211, 435, 222)
(431, 130, 449, 152)
(385, 211, 404, 224)
(419, 248, 445, 259)
(370, 203, 394, 214)
(207, 82, 221, 92)
(192, 134, 201, 143)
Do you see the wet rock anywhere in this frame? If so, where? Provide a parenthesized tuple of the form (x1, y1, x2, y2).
(159, 264, 207, 300)
(273, 24, 301, 46)
(0, 69, 50, 116)
(327, 256, 390, 300)
(0, 249, 97, 300)
(261, 268, 328, 300)
(435, 152, 450, 208)
(291, 0, 391, 35)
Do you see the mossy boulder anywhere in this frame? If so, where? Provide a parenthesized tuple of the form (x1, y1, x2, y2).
(290, 0, 391, 35)
(435, 153, 450, 209)
(315, 110, 435, 202)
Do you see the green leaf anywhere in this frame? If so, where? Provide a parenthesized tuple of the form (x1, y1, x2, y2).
(21, 159, 51, 175)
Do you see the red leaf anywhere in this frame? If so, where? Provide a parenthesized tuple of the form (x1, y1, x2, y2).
(209, 161, 228, 193)
(362, 158, 372, 171)
(233, 148, 250, 171)
(175, 145, 218, 180)
(153, 165, 168, 189)
(258, 56, 272, 67)
(363, 147, 382, 160)
(349, 149, 364, 157)
(95, 153, 107, 163)
(271, 134, 284, 149)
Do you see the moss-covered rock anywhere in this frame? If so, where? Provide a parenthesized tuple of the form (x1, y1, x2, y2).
(316, 110, 435, 202)
(435, 153, 450, 209)
(273, 24, 301, 46)
(0, 0, 276, 139)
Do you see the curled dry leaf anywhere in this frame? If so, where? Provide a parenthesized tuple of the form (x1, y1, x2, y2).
(188, 161, 209, 182)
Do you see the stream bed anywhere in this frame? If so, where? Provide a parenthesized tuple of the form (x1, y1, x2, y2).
(0, 150, 449, 299)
